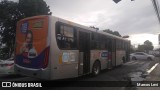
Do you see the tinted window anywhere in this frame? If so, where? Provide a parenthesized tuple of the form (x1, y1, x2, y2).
(64, 26, 74, 37)
(91, 33, 105, 49)
(116, 40, 120, 49)
(135, 53, 144, 55)
(56, 23, 77, 49)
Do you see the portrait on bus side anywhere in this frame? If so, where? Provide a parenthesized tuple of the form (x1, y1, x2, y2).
(20, 30, 37, 58)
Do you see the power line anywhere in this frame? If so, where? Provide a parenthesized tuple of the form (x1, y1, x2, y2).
(151, 0, 160, 24)
(155, 0, 160, 15)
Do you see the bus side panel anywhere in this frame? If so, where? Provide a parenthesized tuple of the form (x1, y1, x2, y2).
(90, 50, 108, 72)
(111, 39, 116, 67)
(50, 18, 79, 80)
(112, 52, 116, 67)
(116, 50, 125, 66)
(49, 17, 59, 80)
(52, 50, 79, 80)
(90, 50, 99, 73)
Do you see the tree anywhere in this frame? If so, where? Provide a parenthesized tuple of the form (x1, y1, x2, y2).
(0, 0, 20, 57)
(18, 0, 52, 17)
(103, 29, 121, 37)
(144, 40, 154, 53)
(90, 26, 99, 31)
(137, 40, 154, 53)
(113, 31, 121, 37)
(0, 0, 52, 57)
(137, 45, 145, 52)
(144, 40, 153, 46)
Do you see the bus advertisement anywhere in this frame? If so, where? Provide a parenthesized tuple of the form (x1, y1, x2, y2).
(15, 15, 130, 80)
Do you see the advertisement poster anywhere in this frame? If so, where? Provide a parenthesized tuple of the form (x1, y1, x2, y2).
(15, 16, 49, 69)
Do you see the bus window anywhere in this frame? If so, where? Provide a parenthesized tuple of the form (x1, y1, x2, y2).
(91, 32, 94, 40)
(100, 42, 105, 49)
(108, 39, 112, 51)
(56, 24, 77, 49)
(91, 41, 95, 49)
(122, 41, 124, 49)
(91, 32, 101, 49)
(93, 33, 99, 41)
(116, 40, 119, 49)
(95, 41, 100, 49)
(64, 26, 74, 38)
(99, 35, 105, 49)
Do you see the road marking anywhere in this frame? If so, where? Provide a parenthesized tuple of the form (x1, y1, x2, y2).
(125, 61, 146, 65)
(129, 61, 139, 65)
(126, 61, 135, 64)
(125, 61, 137, 65)
(147, 63, 159, 74)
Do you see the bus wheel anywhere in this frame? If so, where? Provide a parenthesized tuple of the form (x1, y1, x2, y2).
(92, 61, 101, 76)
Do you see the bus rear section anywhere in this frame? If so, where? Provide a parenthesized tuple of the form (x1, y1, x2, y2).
(14, 15, 50, 80)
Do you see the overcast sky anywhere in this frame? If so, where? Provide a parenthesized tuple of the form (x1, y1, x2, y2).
(47, 0, 159, 33)
(45, 0, 160, 48)
(11, 0, 160, 48)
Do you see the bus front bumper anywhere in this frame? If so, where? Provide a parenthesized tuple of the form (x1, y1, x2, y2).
(14, 64, 50, 80)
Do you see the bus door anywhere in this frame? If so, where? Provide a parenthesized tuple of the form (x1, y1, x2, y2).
(78, 31, 90, 75)
(111, 39, 116, 67)
(108, 39, 112, 69)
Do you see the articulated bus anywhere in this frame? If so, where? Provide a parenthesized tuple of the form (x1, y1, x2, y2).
(15, 15, 130, 80)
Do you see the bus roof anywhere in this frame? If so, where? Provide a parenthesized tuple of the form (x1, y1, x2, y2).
(18, 15, 130, 42)
(53, 15, 130, 42)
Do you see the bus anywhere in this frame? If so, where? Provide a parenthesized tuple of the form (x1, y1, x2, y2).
(14, 15, 130, 80)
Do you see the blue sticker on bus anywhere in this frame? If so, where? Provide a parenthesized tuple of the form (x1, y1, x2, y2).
(62, 53, 69, 62)
(21, 22, 28, 33)
(101, 52, 108, 57)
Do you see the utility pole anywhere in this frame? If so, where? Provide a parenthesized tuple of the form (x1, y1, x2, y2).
(151, 0, 160, 50)
(151, 0, 160, 24)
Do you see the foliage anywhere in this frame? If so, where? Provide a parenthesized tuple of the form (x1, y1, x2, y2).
(0, 47, 10, 59)
(137, 45, 145, 52)
(89, 27, 122, 37)
(18, 0, 52, 17)
(137, 40, 154, 53)
(103, 29, 121, 37)
(90, 26, 99, 31)
(0, 0, 52, 57)
(144, 40, 153, 46)
(0, 0, 20, 57)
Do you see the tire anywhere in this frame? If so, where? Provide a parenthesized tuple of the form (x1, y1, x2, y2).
(92, 61, 101, 76)
(132, 57, 137, 60)
(147, 57, 152, 60)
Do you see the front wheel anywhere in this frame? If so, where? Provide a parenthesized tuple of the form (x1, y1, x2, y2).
(92, 61, 101, 76)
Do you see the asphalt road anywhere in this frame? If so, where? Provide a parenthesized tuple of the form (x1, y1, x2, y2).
(0, 58, 159, 90)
